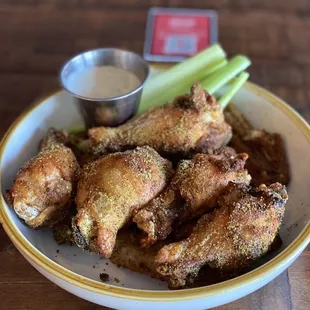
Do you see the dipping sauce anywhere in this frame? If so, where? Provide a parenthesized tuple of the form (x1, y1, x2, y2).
(67, 66, 141, 99)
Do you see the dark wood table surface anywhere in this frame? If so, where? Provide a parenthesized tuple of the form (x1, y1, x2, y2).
(0, 1, 309, 309)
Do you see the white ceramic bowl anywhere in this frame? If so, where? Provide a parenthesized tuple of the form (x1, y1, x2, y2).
(0, 81, 309, 310)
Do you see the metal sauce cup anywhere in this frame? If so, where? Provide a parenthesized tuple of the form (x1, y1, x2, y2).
(60, 48, 150, 127)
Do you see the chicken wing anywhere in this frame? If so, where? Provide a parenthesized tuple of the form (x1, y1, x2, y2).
(72, 146, 172, 258)
(6, 128, 79, 229)
(110, 228, 238, 288)
(155, 182, 288, 289)
(110, 228, 168, 281)
(225, 104, 290, 186)
(133, 147, 251, 247)
(88, 83, 232, 157)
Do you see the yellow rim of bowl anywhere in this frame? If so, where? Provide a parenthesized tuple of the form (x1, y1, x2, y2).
(0, 81, 309, 302)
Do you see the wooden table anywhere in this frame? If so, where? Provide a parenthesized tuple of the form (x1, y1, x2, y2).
(0, 1, 309, 309)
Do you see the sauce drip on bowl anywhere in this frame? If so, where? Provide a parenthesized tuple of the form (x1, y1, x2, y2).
(67, 66, 141, 99)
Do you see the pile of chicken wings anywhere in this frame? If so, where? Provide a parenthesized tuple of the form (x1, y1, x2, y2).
(7, 84, 289, 289)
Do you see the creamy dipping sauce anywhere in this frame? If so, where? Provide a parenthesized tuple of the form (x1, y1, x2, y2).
(67, 66, 141, 99)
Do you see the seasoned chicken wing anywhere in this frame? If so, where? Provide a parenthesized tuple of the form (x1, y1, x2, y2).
(110, 229, 167, 281)
(88, 83, 232, 157)
(225, 104, 290, 186)
(72, 146, 172, 258)
(6, 128, 79, 229)
(155, 182, 288, 289)
(133, 147, 251, 247)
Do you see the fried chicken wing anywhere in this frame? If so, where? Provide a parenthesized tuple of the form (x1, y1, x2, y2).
(72, 146, 172, 258)
(133, 147, 251, 247)
(225, 104, 290, 186)
(6, 128, 79, 229)
(155, 182, 288, 289)
(110, 229, 167, 281)
(88, 83, 232, 157)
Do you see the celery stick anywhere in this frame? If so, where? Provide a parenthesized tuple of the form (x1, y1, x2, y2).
(201, 55, 251, 94)
(144, 44, 226, 95)
(139, 44, 227, 113)
(218, 72, 249, 108)
(65, 125, 86, 135)
(139, 58, 228, 113)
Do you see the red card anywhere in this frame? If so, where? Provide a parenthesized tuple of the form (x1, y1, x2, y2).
(144, 8, 218, 62)
(152, 14, 210, 57)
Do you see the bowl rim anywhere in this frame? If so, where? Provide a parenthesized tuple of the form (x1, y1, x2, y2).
(0, 81, 309, 302)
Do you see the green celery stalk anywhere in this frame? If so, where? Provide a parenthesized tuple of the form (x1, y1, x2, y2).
(218, 72, 250, 108)
(201, 55, 251, 94)
(139, 58, 228, 113)
(65, 125, 86, 135)
(138, 44, 227, 113)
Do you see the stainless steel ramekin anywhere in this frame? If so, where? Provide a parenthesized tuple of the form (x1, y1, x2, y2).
(60, 48, 150, 127)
